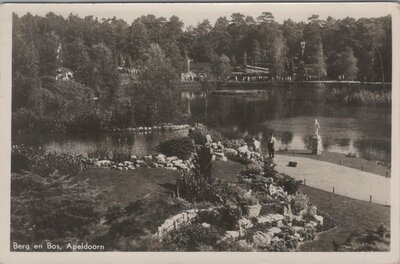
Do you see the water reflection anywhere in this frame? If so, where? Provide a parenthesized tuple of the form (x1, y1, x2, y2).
(13, 88, 391, 163)
(181, 89, 391, 162)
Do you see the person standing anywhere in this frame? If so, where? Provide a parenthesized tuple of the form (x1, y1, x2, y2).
(268, 133, 276, 158)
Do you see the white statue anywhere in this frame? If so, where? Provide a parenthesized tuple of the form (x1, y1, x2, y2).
(314, 119, 320, 136)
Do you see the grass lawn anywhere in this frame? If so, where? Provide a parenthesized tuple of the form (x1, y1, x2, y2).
(77, 160, 245, 207)
(77, 159, 390, 252)
(77, 167, 178, 207)
(299, 185, 390, 251)
(277, 150, 390, 177)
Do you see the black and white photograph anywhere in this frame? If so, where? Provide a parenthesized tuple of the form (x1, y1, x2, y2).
(0, 2, 399, 263)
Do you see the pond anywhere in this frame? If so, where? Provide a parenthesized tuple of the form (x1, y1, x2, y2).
(12, 87, 391, 163)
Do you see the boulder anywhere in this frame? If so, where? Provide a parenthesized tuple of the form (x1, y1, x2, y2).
(124, 161, 133, 166)
(238, 218, 253, 229)
(269, 227, 282, 235)
(246, 204, 262, 218)
(257, 215, 273, 224)
(313, 215, 324, 226)
(117, 163, 124, 167)
(166, 156, 178, 163)
(268, 184, 278, 196)
(238, 145, 249, 154)
(224, 231, 240, 239)
(156, 154, 166, 163)
(253, 231, 273, 248)
(269, 214, 284, 222)
(305, 221, 318, 228)
(206, 134, 212, 144)
(94, 160, 111, 167)
(224, 148, 238, 157)
(201, 222, 211, 228)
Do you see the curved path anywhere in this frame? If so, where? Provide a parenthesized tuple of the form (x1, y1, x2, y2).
(274, 155, 391, 205)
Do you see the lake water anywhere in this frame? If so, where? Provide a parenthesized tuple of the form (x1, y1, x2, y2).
(13, 88, 391, 163)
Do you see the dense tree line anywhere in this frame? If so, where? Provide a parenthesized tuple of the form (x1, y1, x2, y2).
(12, 12, 391, 131)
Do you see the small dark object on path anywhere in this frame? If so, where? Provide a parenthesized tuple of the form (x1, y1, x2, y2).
(288, 161, 298, 167)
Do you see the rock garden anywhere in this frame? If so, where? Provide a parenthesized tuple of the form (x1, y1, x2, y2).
(11, 123, 337, 251)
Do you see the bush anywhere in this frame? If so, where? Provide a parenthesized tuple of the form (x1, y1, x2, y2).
(291, 193, 310, 215)
(223, 139, 246, 149)
(197, 205, 243, 230)
(337, 224, 390, 251)
(275, 174, 302, 195)
(229, 155, 253, 165)
(12, 145, 85, 177)
(263, 157, 278, 178)
(11, 172, 103, 245)
(159, 137, 195, 160)
(177, 146, 214, 201)
(316, 211, 336, 232)
(161, 223, 222, 251)
(242, 162, 263, 176)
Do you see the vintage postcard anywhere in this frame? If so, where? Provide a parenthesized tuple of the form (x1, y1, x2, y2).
(0, 2, 399, 264)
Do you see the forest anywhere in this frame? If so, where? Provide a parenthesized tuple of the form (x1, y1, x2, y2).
(12, 12, 391, 132)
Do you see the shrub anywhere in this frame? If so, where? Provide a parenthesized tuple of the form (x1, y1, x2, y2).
(263, 157, 278, 178)
(177, 146, 213, 201)
(161, 223, 222, 251)
(197, 205, 243, 230)
(229, 155, 253, 165)
(87, 145, 112, 160)
(11, 172, 103, 245)
(291, 193, 310, 215)
(223, 139, 246, 149)
(337, 224, 390, 251)
(30, 152, 85, 177)
(275, 174, 302, 195)
(11, 145, 45, 172)
(242, 162, 263, 177)
(159, 137, 195, 160)
(11, 145, 85, 177)
(216, 238, 254, 251)
(189, 129, 207, 145)
(316, 211, 336, 232)
(298, 227, 317, 242)
(111, 148, 132, 163)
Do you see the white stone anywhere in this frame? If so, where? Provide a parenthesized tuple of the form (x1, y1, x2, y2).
(269, 227, 282, 235)
(202, 222, 211, 228)
(124, 161, 133, 166)
(94, 160, 111, 167)
(238, 218, 253, 229)
(253, 231, 273, 248)
(269, 214, 284, 222)
(238, 145, 249, 154)
(206, 134, 212, 144)
(224, 231, 240, 239)
(313, 215, 324, 226)
(224, 148, 238, 157)
(257, 215, 273, 224)
(305, 221, 318, 228)
(246, 204, 262, 218)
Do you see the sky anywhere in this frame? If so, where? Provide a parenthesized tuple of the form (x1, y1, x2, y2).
(13, 3, 393, 27)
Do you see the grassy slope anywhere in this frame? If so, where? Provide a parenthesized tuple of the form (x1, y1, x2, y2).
(77, 167, 178, 207)
(277, 151, 390, 177)
(77, 160, 244, 207)
(77, 160, 390, 252)
(299, 185, 390, 251)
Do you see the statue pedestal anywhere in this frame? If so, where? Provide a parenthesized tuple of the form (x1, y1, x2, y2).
(311, 134, 323, 155)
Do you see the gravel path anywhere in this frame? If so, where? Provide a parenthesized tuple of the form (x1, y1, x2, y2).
(275, 155, 391, 205)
